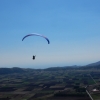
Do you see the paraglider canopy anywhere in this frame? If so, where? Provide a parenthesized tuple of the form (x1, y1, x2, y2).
(22, 33, 50, 44)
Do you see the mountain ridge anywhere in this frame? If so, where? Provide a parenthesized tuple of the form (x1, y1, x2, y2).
(0, 61, 100, 74)
(86, 61, 100, 66)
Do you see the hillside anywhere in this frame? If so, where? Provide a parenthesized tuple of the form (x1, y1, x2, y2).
(86, 61, 100, 66)
(0, 67, 25, 74)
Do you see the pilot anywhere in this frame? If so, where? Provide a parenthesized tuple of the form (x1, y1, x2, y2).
(33, 55, 36, 60)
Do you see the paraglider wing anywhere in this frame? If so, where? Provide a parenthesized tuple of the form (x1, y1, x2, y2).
(22, 33, 50, 44)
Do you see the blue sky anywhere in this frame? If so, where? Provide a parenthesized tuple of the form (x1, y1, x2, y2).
(0, 0, 100, 68)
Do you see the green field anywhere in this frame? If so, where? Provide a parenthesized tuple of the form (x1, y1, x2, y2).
(0, 67, 100, 100)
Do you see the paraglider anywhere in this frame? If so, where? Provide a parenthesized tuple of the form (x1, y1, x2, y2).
(22, 33, 50, 44)
(22, 33, 50, 60)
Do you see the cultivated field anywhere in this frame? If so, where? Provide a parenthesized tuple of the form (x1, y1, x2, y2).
(0, 68, 100, 100)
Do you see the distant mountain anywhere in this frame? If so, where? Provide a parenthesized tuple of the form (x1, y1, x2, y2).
(0, 61, 100, 74)
(86, 61, 100, 66)
(0, 67, 25, 75)
(79, 61, 100, 70)
(44, 61, 100, 71)
(44, 66, 79, 71)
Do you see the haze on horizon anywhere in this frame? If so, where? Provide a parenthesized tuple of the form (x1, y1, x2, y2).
(0, 0, 100, 69)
